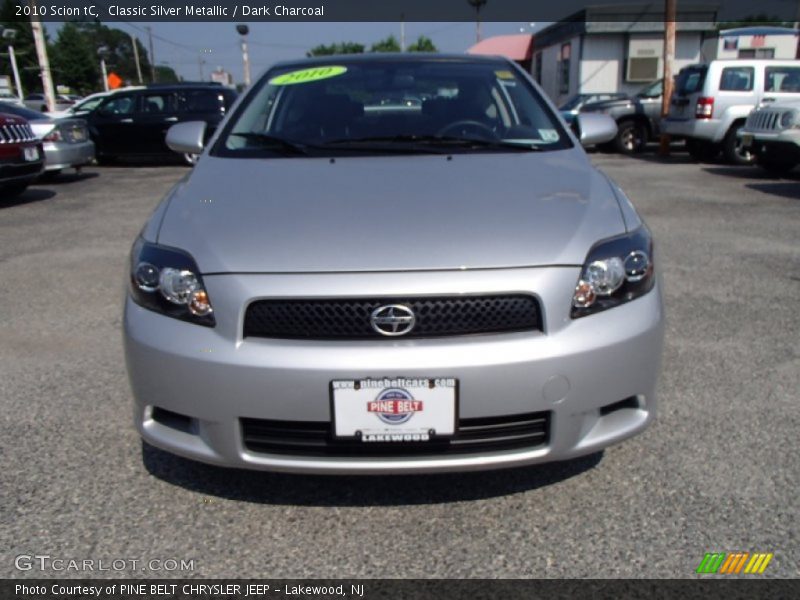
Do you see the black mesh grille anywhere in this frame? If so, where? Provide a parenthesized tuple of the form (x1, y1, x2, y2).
(243, 295, 541, 339)
(241, 411, 550, 457)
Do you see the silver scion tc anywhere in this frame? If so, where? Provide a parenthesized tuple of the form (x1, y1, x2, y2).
(124, 54, 664, 474)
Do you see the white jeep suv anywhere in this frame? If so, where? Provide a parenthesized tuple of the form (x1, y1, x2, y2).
(740, 100, 800, 174)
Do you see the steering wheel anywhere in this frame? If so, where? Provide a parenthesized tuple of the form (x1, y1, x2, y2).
(436, 120, 497, 140)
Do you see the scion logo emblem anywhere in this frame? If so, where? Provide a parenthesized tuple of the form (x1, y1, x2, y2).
(370, 304, 416, 337)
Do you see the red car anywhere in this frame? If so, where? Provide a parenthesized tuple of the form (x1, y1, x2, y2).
(0, 113, 44, 198)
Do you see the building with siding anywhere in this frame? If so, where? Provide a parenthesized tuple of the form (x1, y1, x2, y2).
(708, 27, 799, 60)
(531, 4, 719, 104)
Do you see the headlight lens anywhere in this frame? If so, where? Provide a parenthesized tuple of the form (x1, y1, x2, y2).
(129, 238, 215, 326)
(781, 111, 795, 128)
(571, 226, 655, 318)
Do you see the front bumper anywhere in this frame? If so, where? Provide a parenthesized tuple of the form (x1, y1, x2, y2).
(0, 158, 44, 186)
(43, 139, 95, 171)
(738, 129, 800, 163)
(124, 268, 665, 474)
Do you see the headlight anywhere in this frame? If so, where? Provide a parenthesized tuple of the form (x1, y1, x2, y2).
(781, 111, 795, 128)
(129, 237, 215, 326)
(571, 226, 655, 318)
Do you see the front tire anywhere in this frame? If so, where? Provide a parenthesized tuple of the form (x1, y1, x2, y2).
(722, 122, 755, 166)
(613, 119, 647, 154)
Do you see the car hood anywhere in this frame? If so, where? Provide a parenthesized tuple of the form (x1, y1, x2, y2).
(156, 149, 627, 273)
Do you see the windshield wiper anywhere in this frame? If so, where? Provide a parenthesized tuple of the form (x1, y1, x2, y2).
(324, 134, 542, 151)
(230, 132, 311, 155)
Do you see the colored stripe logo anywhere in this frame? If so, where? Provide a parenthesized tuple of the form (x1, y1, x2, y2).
(696, 552, 773, 574)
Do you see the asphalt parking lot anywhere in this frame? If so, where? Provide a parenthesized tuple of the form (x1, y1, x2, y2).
(1, 153, 798, 579)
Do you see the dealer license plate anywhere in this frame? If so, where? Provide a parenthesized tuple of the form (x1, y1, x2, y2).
(332, 377, 456, 442)
(23, 147, 39, 161)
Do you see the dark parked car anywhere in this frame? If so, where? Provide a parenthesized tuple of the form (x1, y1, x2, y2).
(581, 80, 663, 154)
(0, 113, 44, 198)
(86, 84, 237, 165)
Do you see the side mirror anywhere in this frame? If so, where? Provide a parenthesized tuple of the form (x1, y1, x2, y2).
(166, 121, 206, 155)
(575, 113, 617, 147)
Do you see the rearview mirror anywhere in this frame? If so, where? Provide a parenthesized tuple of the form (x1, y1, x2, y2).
(166, 121, 206, 155)
(575, 113, 617, 147)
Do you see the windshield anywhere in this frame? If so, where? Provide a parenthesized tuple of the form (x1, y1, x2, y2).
(215, 59, 572, 157)
(72, 95, 106, 112)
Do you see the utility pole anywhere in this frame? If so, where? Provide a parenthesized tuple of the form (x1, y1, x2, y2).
(658, 0, 676, 156)
(28, 1, 55, 111)
(100, 57, 109, 91)
(198, 56, 205, 81)
(400, 15, 406, 52)
(98, 46, 110, 91)
(146, 26, 156, 82)
(236, 24, 251, 87)
(131, 33, 144, 84)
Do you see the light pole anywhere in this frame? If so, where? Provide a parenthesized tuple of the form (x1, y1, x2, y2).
(2, 28, 24, 101)
(98, 46, 110, 92)
(236, 24, 251, 87)
(468, 0, 488, 44)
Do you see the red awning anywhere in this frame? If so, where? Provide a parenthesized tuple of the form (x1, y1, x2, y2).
(467, 34, 534, 61)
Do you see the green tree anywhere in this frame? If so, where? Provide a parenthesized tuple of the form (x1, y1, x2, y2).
(407, 36, 438, 52)
(370, 35, 401, 53)
(73, 22, 152, 86)
(306, 42, 364, 57)
(0, 0, 45, 94)
(154, 65, 179, 83)
(50, 23, 99, 94)
(716, 14, 794, 30)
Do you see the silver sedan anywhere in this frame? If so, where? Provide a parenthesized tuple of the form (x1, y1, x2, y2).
(0, 102, 95, 175)
(124, 54, 664, 474)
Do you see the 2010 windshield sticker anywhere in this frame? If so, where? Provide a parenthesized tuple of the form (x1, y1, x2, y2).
(269, 66, 348, 86)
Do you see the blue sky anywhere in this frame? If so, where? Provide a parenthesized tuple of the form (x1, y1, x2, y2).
(47, 21, 543, 84)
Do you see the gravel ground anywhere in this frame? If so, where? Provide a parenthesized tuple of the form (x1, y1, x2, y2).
(1, 152, 798, 579)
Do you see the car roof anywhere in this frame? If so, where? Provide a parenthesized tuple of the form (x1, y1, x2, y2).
(269, 53, 513, 70)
